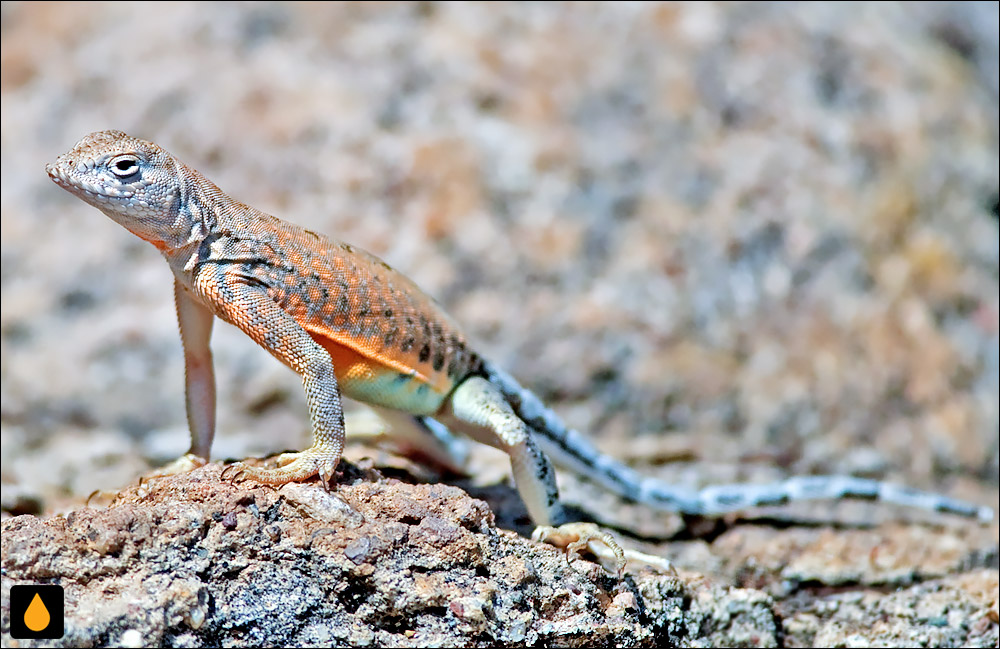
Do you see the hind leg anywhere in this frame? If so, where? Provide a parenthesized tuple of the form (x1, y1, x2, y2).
(441, 376, 670, 574)
(440, 376, 563, 526)
(339, 406, 470, 474)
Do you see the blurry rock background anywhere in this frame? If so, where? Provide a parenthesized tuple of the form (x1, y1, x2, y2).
(1, 3, 997, 640)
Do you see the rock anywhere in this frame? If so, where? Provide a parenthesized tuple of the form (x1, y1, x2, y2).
(2, 464, 779, 647)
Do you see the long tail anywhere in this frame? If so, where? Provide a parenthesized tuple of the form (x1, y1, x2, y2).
(481, 361, 994, 522)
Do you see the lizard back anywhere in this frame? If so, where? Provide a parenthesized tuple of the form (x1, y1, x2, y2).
(196, 203, 482, 414)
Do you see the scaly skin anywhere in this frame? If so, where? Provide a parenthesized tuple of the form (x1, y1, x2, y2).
(191, 198, 483, 412)
(47, 130, 482, 488)
(47, 131, 993, 554)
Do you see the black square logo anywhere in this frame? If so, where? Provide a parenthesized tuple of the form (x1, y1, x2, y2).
(9, 584, 65, 639)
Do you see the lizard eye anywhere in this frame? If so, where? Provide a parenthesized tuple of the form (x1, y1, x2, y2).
(109, 155, 140, 179)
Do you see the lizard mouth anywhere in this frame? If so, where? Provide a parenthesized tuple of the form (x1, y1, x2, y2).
(46, 164, 135, 199)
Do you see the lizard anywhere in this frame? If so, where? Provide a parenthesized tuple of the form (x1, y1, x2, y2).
(46, 130, 994, 569)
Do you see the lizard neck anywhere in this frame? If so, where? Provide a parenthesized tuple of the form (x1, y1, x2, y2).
(157, 161, 231, 271)
(175, 161, 225, 246)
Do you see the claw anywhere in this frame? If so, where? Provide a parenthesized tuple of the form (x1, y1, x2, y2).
(86, 488, 120, 507)
(533, 523, 675, 577)
(534, 523, 626, 575)
(318, 459, 338, 490)
(220, 463, 247, 484)
(216, 446, 340, 489)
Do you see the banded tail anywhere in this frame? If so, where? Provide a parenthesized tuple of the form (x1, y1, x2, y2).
(481, 361, 994, 523)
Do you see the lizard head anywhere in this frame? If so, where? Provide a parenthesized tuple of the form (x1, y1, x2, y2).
(46, 130, 194, 250)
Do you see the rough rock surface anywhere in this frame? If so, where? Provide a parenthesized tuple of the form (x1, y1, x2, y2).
(2, 2, 998, 647)
(2, 465, 779, 647)
(2, 461, 995, 647)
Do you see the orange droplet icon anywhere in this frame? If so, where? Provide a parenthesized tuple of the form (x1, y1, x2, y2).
(25, 592, 51, 632)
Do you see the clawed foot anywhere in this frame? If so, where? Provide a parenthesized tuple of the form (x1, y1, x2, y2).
(221, 447, 341, 489)
(532, 522, 675, 576)
(147, 453, 208, 479)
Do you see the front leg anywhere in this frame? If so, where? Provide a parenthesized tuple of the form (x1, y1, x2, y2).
(176, 279, 217, 460)
(202, 277, 346, 487)
(142, 281, 217, 478)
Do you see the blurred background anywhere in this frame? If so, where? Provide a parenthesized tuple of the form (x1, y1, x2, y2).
(1, 2, 997, 522)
